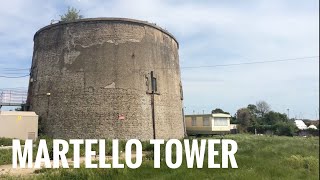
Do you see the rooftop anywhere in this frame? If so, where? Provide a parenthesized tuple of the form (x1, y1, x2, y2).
(0, 111, 38, 116)
(34, 17, 179, 47)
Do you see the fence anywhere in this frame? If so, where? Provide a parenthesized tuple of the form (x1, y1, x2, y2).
(0, 89, 27, 106)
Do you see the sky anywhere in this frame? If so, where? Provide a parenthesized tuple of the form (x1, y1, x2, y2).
(0, 0, 319, 119)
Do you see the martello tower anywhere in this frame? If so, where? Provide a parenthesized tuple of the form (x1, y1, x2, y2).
(27, 18, 185, 140)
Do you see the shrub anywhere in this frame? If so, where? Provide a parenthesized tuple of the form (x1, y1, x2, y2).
(0, 137, 25, 146)
(0, 137, 13, 146)
(60, 7, 83, 22)
(274, 121, 297, 136)
(306, 129, 319, 136)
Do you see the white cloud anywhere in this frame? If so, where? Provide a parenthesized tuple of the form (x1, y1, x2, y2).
(0, 0, 318, 118)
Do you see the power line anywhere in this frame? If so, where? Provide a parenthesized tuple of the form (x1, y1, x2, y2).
(0, 75, 29, 78)
(181, 56, 318, 69)
(0, 56, 318, 78)
(0, 87, 28, 90)
(0, 68, 30, 78)
(1, 68, 30, 70)
(0, 72, 30, 75)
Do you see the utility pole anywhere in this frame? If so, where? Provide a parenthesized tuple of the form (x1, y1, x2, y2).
(287, 109, 290, 119)
(147, 71, 159, 139)
(151, 71, 156, 139)
(151, 92, 155, 139)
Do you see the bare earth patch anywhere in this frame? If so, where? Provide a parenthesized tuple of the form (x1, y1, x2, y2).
(0, 152, 143, 177)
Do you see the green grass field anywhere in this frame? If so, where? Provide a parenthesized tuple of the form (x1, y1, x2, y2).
(1, 135, 319, 180)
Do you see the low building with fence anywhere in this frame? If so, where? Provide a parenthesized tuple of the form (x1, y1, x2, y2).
(0, 111, 38, 140)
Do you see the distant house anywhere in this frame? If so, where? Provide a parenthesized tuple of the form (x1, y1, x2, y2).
(308, 125, 317, 129)
(294, 120, 308, 130)
(185, 113, 231, 135)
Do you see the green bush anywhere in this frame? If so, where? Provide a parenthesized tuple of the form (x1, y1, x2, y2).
(274, 121, 298, 136)
(247, 122, 298, 136)
(0, 137, 25, 146)
(248, 125, 274, 134)
(286, 155, 319, 172)
(306, 129, 319, 136)
(0, 137, 13, 146)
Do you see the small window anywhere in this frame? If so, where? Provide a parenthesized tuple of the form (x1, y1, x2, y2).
(147, 71, 159, 94)
(152, 77, 157, 92)
(192, 117, 196, 126)
(179, 82, 183, 100)
(203, 117, 210, 126)
(214, 117, 228, 126)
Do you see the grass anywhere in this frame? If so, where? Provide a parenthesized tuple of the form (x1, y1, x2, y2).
(0, 135, 319, 179)
(0, 137, 13, 146)
(0, 138, 25, 166)
(0, 138, 151, 166)
(0, 137, 24, 146)
(0, 149, 12, 166)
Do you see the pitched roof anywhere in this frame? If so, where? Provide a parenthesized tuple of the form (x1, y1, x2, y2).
(294, 120, 308, 130)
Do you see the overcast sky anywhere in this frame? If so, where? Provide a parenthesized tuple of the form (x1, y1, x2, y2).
(0, 0, 319, 119)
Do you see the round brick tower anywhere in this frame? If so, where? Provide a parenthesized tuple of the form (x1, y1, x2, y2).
(27, 18, 185, 140)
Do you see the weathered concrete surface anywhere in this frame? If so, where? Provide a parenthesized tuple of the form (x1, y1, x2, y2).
(27, 18, 184, 140)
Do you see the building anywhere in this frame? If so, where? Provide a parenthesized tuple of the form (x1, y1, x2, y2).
(308, 125, 317, 129)
(27, 18, 184, 140)
(185, 113, 231, 135)
(294, 120, 308, 130)
(0, 111, 38, 140)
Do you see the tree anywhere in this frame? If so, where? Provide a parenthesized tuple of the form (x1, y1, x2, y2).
(236, 108, 251, 131)
(230, 114, 238, 124)
(262, 111, 288, 125)
(256, 101, 270, 117)
(212, 108, 230, 114)
(274, 121, 297, 136)
(247, 104, 257, 114)
(60, 7, 83, 22)
(247, 104, 259, 125)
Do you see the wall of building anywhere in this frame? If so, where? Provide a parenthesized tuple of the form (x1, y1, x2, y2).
(0, 111, 38, 140)
(212, 117, 230, 132)
(185, 114, 231, 135)
(185, 115, 212, 134)
(27, 18, 185, 140)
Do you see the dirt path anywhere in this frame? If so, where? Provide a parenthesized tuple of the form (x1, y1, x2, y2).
(0, 152, 143, 177)
(0, 145, 25, 150)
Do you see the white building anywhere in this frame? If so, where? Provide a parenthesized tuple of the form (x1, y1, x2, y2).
(294, 120, 308, 130)
(308, 125, 317, 129)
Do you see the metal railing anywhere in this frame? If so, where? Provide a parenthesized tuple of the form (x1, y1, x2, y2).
(0, 89, 27, 106)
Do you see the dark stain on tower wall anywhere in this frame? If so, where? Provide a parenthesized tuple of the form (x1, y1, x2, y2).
(27, 18, 185, 140)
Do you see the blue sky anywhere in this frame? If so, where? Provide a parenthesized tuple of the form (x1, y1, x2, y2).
(0, 0, 319, 119)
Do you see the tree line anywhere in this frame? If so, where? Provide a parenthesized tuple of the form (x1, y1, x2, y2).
(212, 101, 299, 136)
